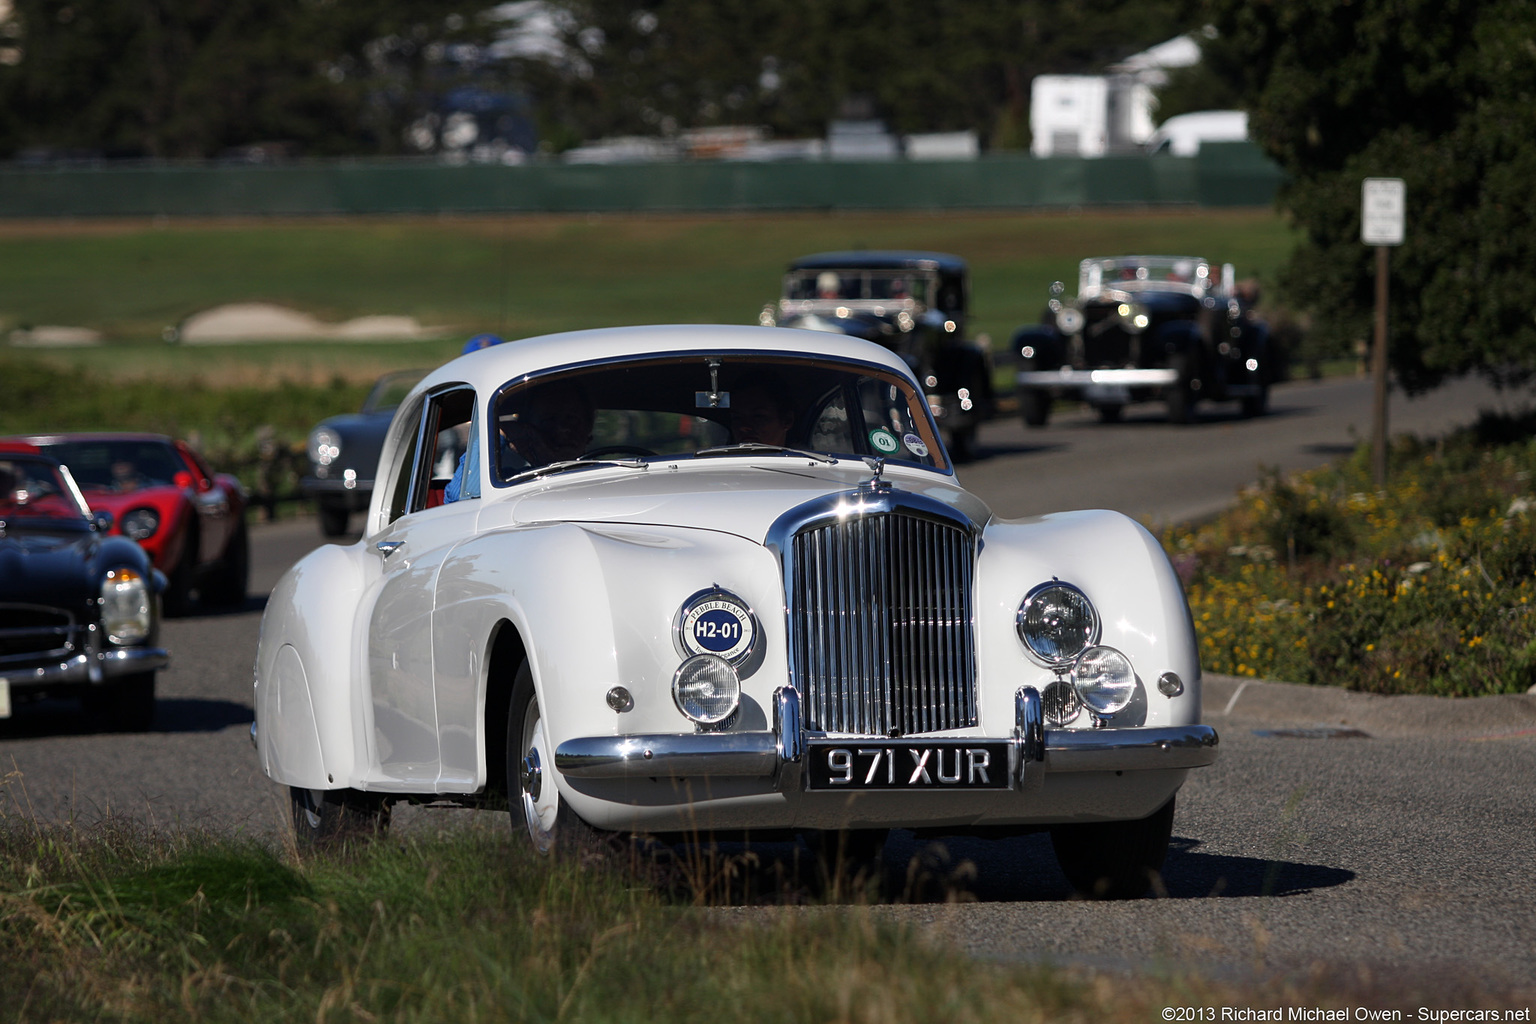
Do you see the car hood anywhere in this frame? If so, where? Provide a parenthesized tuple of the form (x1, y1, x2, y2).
(504, 461, 990, 542)
(78, 484, 184, 514)
(0, 529, 101, 609)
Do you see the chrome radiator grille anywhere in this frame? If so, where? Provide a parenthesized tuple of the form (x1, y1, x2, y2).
(787, 510, 977, 736)
(0, 605, 77, 663)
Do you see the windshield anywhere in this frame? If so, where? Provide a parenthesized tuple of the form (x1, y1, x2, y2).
(783, 269, 934, 306)
(0, 455, 91, 524)
(363, 370, 428, 414)
(1079, 256, 1211, 298)
(486, 354, 947, 487)
(40, 439, 185, 493)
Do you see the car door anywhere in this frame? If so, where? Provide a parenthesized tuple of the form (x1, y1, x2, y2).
(360, 385, 477, 787)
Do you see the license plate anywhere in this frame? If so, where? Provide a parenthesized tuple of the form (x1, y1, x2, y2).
(1083, 383, 1131, 404)
(805, 741, 1011, 791)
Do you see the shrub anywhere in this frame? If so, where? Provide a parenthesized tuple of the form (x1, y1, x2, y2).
(1168, 414, 1536, 696)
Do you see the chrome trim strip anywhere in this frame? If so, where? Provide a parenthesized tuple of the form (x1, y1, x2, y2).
(554, 732, 779, 778)
(1016, 368, 1181, 387)
(553, 723, 1220, 782)
(0, 646, 170, 689)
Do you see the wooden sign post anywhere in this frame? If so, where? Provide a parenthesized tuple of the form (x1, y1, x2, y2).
(1361, 177, 1405, 485)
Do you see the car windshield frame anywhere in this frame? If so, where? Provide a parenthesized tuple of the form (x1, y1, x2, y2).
(484, 350, 951, 491)
(0, 455, 94, 529)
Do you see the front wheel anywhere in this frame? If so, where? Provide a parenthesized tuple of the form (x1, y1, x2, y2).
(290, 787, 390, 847)
(203, 520, 249, 608)
(507, 661, 601, 856)
(1049, 796, 1176, 899)
(1019, 390, 1051, 428)
(1241, 383, 1270, 418)
(318, 502, 350, 538)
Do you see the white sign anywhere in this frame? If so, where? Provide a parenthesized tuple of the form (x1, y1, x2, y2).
(1362, 178, 1405, 246)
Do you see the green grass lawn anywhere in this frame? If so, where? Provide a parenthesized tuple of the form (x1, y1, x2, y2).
(0, 209, 1297, 386)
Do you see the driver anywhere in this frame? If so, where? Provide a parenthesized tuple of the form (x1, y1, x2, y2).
(445, 382, 594, 501)
(730, 374, 796, 446)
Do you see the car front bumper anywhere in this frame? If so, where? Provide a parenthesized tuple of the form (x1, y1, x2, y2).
(1016, 368, 1181, 388)
(300, 475, 374, 508)
(1, 645, 170, 698)
(554, 686, 1219, 793)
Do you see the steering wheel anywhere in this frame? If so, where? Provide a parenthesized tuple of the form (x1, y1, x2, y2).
(581, 445, 657, 460)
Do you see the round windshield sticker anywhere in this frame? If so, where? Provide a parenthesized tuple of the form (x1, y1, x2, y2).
(903, 433, 929, 457)
(869, 428, 900, 455)
(680, 592, 755, 663)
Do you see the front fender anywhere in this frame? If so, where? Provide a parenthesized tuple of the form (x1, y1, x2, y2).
(438, 520, 789, 799)
(1012, 324, 1063, 370)
(975, 509, 1201, 734)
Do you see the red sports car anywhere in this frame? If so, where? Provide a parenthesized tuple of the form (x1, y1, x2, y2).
(15, 433, 249, 614)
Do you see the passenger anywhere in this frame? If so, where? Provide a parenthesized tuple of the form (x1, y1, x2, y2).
(816, 272, 841, 300)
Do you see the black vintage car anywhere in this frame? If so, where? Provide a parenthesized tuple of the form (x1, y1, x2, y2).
(301, 369, 427, 537)
(1013, 255, 1272, 425)
(761, 251, 996, 460)
(0, 444, 168, 730)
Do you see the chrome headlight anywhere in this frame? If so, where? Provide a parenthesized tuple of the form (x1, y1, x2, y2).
(308, 427, 341, 467)
(1055, 307, 1084, 334)
(672, 654, 740, 725)
(120, 507, 160, 541)
(675, 588, 757, 666)
(101, 567, 152, 644)
(1072, 645, 1137, 716)
(1016, 581, 1099, 665)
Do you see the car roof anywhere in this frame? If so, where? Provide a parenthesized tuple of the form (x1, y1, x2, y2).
(786, 251, 967, 274)
(0, 440, 44, 456)
(417, 323, 921, 396)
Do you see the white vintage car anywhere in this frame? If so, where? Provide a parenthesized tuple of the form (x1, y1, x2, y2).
(252, 324, 1218, 897)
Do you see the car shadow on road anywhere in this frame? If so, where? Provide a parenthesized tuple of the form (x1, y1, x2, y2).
(644, 829, 1355, 905)
(887, 831, 1354, 903)
(0, 697, 252, 740)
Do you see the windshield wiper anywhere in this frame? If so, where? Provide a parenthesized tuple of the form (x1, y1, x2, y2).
(504, 458, 647, 485)
(692, 443, 838, 464)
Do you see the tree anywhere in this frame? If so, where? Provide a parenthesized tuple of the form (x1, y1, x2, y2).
(1195, 0, 1536, 391)
(0, 0, 494, 159)
(544, 0, 1192, 150)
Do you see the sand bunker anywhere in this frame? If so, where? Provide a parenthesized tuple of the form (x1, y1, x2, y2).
(8, 326, 104, 347)
(176, 303, 448, 344)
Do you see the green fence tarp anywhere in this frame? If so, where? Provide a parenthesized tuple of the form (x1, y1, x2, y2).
(0, 145, 1281, 218)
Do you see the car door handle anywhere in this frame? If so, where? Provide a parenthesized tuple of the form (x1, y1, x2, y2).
(375, 540, 404, 558)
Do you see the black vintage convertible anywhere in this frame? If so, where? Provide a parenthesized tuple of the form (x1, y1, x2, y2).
(1013, 255, 1272, 426)
(0, 443, 168, 730)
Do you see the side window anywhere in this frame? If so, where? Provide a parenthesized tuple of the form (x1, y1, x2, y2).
(383, 387, 476, 524)
(384, 399, 424, 526)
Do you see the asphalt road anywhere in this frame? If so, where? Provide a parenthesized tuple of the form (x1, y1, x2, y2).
(2, 374, 1533, 994)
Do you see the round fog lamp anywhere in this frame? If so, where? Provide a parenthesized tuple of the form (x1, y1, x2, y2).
(1072, 646, 1137, 716)
(672, 655, 740, 725)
